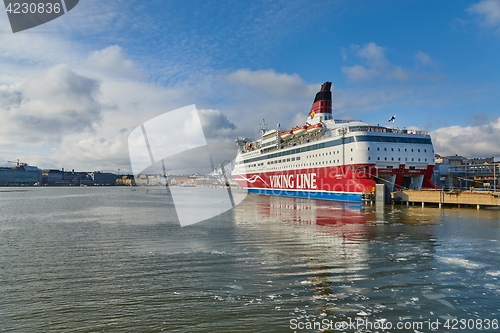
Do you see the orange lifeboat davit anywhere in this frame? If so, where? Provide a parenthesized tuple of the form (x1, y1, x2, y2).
(292, 125, 308, 136)
(306, 123, 323, 134)
(280, 130, 294, 141)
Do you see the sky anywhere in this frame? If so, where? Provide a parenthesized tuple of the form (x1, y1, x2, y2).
(1, 0, 500, 173)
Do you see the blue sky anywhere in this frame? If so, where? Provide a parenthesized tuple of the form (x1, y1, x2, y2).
(0, 0, 499, 172)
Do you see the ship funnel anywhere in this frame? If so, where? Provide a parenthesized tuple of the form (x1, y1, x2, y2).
(309, 81, 332, 116)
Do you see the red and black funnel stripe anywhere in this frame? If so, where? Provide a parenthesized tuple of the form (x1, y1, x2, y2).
(310, 81, 332, 115)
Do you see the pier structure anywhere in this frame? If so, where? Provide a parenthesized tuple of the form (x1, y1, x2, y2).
(392, 189, 500, 209)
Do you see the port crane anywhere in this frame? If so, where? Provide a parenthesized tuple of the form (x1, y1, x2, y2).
(8, 159, 28, 167)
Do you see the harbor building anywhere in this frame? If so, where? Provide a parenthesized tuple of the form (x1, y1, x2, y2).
(0, 164, 42, 186)
(433, 155, 498, 190)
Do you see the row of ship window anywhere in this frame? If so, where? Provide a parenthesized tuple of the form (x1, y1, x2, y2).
(242, 142, 434, 167)
(241, 135, 432, 165)
(247, 156, 302, 168)
(371, 157, 428, 162)
(248, 157, 428, 168)
(368, 147, 428, 153)
(246, 155, 429, 168)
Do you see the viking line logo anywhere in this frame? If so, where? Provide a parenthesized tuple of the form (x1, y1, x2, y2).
(3, 0, 79, 33)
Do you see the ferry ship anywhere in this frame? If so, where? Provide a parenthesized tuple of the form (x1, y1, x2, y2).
(231, 82, 436, 203)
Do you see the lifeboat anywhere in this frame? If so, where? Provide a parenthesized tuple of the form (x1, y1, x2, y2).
(307, 123, 323, 134)
(280, 130, 294, 141)
(292, 125, 308, 136)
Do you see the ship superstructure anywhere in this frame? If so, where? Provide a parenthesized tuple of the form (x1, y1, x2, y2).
(232, 82, 436, 202)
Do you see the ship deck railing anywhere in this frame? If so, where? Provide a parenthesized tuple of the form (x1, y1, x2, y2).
(240, 124, 430, 154)
(347, 126, 429, 135)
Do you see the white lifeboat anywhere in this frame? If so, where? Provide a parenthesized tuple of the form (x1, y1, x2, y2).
(280, 130, 294, 141)
(306, 123, 323, 134)
(292, 125, 308, 136)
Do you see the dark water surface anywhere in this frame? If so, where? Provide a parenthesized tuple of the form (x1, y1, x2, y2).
(1, 187, 499, 332)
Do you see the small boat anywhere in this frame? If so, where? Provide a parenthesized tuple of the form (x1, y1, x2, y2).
(306, 123, 323, 134)
(292, 125, 308, 136)
(280, 130, 294, 141)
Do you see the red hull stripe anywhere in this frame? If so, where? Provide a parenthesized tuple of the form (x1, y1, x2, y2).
(233, 164, 435, 193)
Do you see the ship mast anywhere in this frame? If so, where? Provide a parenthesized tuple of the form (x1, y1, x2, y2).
(259, 119, 268, 136)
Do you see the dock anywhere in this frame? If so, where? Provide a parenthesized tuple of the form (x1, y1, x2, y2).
(391, 189, 500, 209)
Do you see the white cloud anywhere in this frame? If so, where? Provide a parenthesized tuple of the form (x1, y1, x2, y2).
(432, 117, 500, 157)
(9, 73, 246, 173)
(342, 65, 379, 82)
(342, 42, 410, 82)
(0, 64, 101, 145)
(226, 69, 317, 97)
(414, 51, 433, 66)
(57, 131, 130, 172)
(87, 45, 142, 79)
(389, 66, 410, 81)
(0, 17, 82, 67)
(468, 0, 500, 32)
(353, 42, 388, 67)
(198, 109, 238, 140)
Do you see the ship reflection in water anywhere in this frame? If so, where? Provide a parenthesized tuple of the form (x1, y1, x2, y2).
(231, 193, 496, 329)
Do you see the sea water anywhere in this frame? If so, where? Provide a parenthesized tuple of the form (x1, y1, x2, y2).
(0, 187, 499, 332)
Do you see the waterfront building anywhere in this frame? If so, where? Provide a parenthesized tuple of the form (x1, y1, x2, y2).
(433, 157, 498, 190)
(90, 172, 119, 186)
(0, 165, 42, 186)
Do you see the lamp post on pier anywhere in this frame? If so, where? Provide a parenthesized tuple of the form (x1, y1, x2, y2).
(494, 161, 497, 192)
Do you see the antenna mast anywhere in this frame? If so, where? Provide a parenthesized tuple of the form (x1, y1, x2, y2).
(259, 119, 268, 135)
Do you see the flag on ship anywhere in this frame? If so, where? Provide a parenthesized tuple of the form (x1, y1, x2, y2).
(309, 110, 315, 118)
(388, 115, 396, 122)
